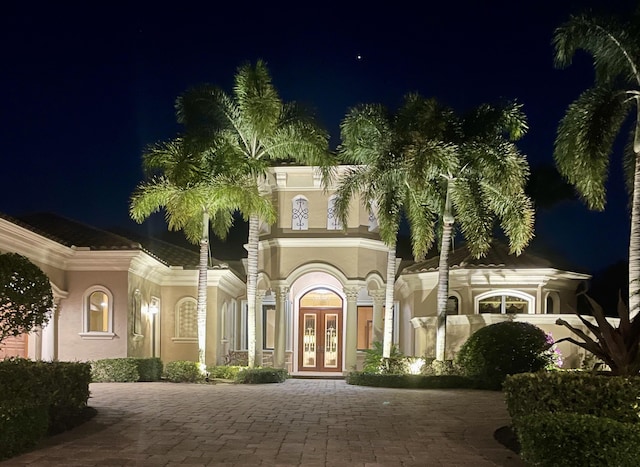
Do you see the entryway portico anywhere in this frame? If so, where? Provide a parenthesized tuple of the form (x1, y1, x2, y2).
(258, 262, 387, 376)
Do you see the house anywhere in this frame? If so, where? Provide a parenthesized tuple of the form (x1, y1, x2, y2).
(0, 166, 595, 373)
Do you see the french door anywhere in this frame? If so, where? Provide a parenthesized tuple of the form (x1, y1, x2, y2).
(298, 308, 342, 372)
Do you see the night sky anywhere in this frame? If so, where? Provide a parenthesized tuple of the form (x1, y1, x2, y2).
(1, 1, 637, 276)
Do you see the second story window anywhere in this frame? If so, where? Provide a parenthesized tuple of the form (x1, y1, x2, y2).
(292, 195, 309, 230)
(327, 195, 342, 230)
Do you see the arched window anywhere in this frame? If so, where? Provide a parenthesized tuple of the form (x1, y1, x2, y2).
(475, 290, 534, 315)
(447, 295, 459, 315)
(327, 195, 342, 230)
(175, 297, 197, 340)
(545, 292, 560, 314)
(292, 195, 309, 230)
(368, 200, 379, 232)
(81, 286, 114, 338)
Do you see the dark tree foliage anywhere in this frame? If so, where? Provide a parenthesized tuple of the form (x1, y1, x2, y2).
(0, 253, 53, 343)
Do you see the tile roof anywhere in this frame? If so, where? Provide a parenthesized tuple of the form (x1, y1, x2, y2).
(3, 212, 139, 250)
(1, 212, 240, 275)
(401, 241, 554, 274)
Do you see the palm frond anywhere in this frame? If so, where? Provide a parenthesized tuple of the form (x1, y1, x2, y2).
(553, 13, 640, 85)
(234, 60, 281, 139)
(450, 178, 493, 258)
(339, 104, 393, 164)
(554, 85, 630, 210)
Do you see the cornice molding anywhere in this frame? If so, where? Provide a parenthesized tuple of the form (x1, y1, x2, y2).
(259, 237, 388, 252)
(0, 218, 73, 268)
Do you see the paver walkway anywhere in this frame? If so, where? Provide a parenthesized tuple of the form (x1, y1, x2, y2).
(2, 379, 524, 466)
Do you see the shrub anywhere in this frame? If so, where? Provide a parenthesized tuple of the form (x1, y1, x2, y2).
(455, 321, 555, 389)
(235, 367, 288, 384)
(362, 341, 408, 374)
(207, 365, 244, 380)
(0, 359, 91, 439)
(514, 412, 640, 467)
(36, 361, 91, 434)
(0, 252, 53, 343)
(134, 358, 163, 382)
(504, 372, 640, 423)
(164, 360, 204, 383)
(421, 359, 461, 376)
(346, 371, 477, 389)
(0, 400, 49, 461)
(91, 358, 139, 382)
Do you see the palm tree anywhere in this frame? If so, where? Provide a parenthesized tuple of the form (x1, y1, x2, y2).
(408, 97, 534, 361)
(334, 98, 451, 359)
(176, 60, 331, 367)
(130, 138, 274, 369)
(553, 10, 640, 317)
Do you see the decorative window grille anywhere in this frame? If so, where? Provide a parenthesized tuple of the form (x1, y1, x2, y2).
(327, 195, 342, 230)
(292, 196, 309, 230)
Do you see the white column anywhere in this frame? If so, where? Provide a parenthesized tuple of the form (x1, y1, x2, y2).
(256, 290, 266, 366)
(371, 290, 385, 345)
(274, 286, 289, 369)
(343, 286, 360, 372)
(40, 301, 59, 361)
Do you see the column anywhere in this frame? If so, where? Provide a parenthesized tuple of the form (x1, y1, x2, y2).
(371, 290, 385, 345)
(40, 301, 59, 361)
(256, 290, 266, 366)
(274, 286, 289, 369)
(343, 286, 360, 373)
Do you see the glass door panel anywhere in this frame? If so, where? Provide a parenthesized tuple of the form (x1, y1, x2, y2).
(324, 313, 338, 368)
(302, 313, 317, 368)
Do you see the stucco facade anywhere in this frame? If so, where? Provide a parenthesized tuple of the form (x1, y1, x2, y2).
(0, 166, 598, 373)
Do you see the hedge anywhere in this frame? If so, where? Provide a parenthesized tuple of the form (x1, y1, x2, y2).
(514, 412, 640, 467)
(0, 400, 49, 461)
(90, 357, 163, 382)
(235, 367, 288, 384)
(346, 372, 477, 389)
(503, 372, 640, 424)
(164, 360, 204, 383)
(0, 358, 91, 459)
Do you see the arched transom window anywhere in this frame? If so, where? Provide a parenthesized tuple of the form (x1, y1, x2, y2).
(475, 290, 533, 314)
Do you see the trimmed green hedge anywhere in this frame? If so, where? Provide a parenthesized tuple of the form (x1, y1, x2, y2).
(164, 360, 204, 383)
(0, 358, 91, 459)
(0, 400, 49, 461)
(91, 358, 139, 382)
(504, 372, 640, 423)
(235, 367, 288, 384)
(91, 357, 163, 382)
(206, 365, 244, 380)
(514, 412, 640, 467)
(346, 372, 477, 389)
(135, 358, 163, 382)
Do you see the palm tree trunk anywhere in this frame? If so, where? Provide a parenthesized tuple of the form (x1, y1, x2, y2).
(629, 120, 640, 318)
(436, 182, 454, 361)
(197, 212, 209, 370)
(246, 215, 260, 367)
(382, 243, 396, 359)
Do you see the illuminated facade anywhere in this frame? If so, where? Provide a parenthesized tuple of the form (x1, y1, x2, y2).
(0, 166, 595, 372)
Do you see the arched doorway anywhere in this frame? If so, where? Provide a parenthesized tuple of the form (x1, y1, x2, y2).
(298, 288, 343, 372)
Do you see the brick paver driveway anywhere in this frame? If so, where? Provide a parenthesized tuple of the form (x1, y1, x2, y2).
(3, 379, 524, 466)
